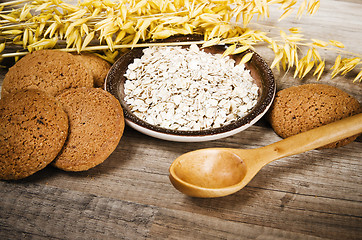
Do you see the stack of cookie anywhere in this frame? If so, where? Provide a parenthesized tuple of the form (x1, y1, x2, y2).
(0, 50, 124, 180)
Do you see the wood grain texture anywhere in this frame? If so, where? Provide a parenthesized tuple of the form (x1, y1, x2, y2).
(0, 0, 361, 239)
(0, 182, 157, 239)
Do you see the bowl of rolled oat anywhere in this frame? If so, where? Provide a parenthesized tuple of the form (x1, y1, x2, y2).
(105, 35, 275, 142)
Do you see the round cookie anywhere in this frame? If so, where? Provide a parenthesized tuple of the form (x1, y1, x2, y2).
(73, 53, 111, 88)
(267, 84, 361, 148)
(2, 50, 93, 97)
(0, 89, 69, 180)
(53, 88, 124, 171)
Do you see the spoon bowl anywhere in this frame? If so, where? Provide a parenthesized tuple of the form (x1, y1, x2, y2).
(169, 113, 362, 198)
(169, 148, 248, 197)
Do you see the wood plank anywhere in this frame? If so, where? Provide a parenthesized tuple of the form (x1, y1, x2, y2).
(9, 126, 359, 239)
(0, 182, 157, 239)
(2, 179, 359, 239)
(28, 124, 361, 200)
(150, 208, 325, 240)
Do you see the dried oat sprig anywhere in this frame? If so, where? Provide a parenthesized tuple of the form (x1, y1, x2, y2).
(0, 0, 360, 82)
(330, 56, 362, 82)
(0, 0, 320, 51)
(264, 28, 362, 82)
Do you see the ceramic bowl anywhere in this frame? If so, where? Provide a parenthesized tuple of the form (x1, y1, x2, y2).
(105, 35, 275, 142)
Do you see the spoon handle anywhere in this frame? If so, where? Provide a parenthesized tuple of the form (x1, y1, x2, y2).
(255, 113, 362, 165)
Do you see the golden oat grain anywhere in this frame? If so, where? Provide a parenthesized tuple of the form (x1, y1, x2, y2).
(311, 38, 328, 47)
(239, 52, 254, 64)
(313, 60, 325, 81)
(354, 69, 362, 82)
(329, 40, 344, 48)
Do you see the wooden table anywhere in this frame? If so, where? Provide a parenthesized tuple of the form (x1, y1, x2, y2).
(1, 0, 361, 239)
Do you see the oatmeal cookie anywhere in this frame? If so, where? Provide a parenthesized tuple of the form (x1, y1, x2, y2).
(2, 50, 93, 97)
(267, 84, 361, 148)
(53, 88, 124, 171)
(0, 89, 69, 180)
(73, 53, 111, 88)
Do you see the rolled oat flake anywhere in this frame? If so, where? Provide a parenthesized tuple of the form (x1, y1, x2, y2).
(123, 44, 259, 131)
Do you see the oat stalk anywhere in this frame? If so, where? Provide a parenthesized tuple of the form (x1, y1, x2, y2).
(0, 40, 207, 58)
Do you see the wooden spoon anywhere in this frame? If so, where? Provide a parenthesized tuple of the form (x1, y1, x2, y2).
(169, 113, 362, 198)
